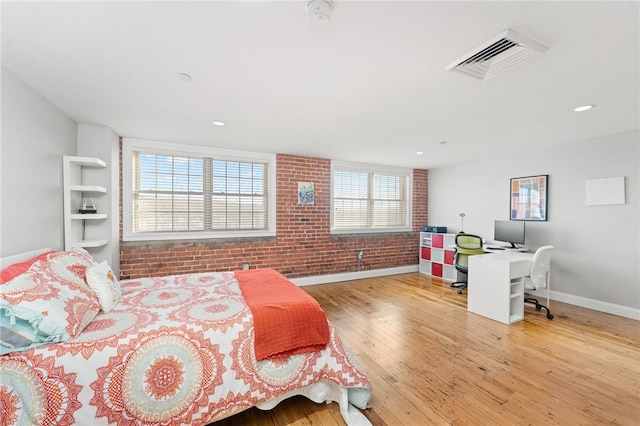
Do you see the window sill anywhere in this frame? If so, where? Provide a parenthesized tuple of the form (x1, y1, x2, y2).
(122, 229, 276, 242)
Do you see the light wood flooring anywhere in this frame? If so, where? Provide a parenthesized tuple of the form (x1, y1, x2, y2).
(213, 273, 640, 425)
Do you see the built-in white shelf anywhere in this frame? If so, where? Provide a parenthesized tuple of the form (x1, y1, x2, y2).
(71, 239, 108, 249)
(69, 185, 107, 193)
(70, 157, 106, 168)
(63, 155, 109, 251)
(70, 213, 108, 220)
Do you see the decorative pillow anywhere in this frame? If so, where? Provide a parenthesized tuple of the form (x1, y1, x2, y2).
(0, 259, 101, 354)
(86, 261, 122, 312)
(45, 248, 96, 291)
(0, 251, 56, 284)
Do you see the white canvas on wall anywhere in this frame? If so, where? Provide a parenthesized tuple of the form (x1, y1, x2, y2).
(585, 176, 625, 206)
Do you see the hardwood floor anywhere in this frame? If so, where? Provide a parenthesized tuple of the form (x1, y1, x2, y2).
(213, 273, 640, 425)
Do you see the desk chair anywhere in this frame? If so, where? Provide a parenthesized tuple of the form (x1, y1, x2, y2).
(524, 245, 554, 320)
(451, 234, 484, 294)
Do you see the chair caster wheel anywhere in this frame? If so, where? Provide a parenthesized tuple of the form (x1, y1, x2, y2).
(547, 313, 554, 320)
(457, 289, 463, 294)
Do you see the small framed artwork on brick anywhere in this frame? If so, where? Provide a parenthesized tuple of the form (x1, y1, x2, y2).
(298, 182, 314, 205)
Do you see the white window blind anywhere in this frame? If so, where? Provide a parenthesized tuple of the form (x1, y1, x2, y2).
(123, 139, 275, 241)
(331, 161, 412, 234)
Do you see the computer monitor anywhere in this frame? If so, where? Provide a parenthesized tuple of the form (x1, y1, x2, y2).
(494, 220, 525, 248)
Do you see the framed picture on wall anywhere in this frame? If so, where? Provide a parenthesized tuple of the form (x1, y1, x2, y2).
(298, 182, 314, 205)
(510, 175, 548, 221)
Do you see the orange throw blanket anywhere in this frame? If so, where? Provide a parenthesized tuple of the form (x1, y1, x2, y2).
(235, 269, 330, 360)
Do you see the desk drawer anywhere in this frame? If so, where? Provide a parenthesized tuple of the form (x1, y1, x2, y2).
(509, 260, 529, 278)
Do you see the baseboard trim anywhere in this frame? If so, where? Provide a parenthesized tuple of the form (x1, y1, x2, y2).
(290, 265, 419, 287)
(526, 289, 640, 321)
(292, 268, 639, 321)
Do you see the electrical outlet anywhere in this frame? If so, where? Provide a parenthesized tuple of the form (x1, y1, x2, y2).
(241, 263, 250, 270)
(356, 250, 364, 261)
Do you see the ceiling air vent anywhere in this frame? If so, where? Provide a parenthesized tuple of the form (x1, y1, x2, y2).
(445, 28, 548, 81)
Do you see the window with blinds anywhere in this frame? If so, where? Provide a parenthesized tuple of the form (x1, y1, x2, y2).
(123, 139, 275, 241)
(331, 161, 412, 234)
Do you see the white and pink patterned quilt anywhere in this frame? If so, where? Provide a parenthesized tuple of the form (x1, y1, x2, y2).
(0, 271, 372, 425)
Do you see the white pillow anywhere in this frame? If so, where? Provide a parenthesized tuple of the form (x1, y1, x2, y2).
(86, 261, 121, 312)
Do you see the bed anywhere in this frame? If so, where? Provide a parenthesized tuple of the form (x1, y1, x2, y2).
(0, 248, 372, 425)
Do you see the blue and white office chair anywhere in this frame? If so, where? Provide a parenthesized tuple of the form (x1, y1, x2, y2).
(524, 245, 554, 320)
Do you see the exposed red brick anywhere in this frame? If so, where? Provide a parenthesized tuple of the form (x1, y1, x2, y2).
(120, 151, 428, 279)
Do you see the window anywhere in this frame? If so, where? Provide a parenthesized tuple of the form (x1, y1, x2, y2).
(123, 139, 276, 241)
(331, 161, 412, 234)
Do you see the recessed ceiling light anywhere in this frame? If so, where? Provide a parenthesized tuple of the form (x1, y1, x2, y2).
(574, 104, 594, 112)
(177, 73, 192, 82)
(416, 151, 424, 155)
(211, 120, 226, 126)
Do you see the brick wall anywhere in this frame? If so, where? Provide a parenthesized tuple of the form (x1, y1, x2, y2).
(120, 152, 428, 279)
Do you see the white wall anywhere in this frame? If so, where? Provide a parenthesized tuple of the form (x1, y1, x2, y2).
(1, 67, 77, 256)
(427, 130, 639, 319)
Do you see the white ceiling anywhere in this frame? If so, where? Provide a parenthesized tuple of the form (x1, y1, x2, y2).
(2, 1, 639, 169)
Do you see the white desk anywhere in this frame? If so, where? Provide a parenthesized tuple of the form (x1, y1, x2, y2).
(447, 245, 527, 253)
(483, 245, 528, 253)
(467, 251, 533, 324)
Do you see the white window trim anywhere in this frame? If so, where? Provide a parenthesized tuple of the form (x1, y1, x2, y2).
(122, 138, 276, 242)
(330, 160, 413, 235)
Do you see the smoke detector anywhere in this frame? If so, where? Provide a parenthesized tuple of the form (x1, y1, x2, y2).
(307, 0, 333, 22)
(445, 28, 548, 81)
